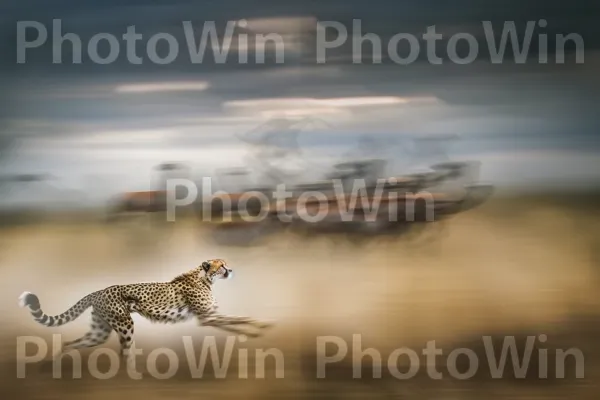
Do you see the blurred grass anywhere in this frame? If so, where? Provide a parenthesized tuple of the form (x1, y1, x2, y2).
(0, 188, 599, 399)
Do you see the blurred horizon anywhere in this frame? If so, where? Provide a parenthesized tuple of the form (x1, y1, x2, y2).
(0, 0, 598, 211)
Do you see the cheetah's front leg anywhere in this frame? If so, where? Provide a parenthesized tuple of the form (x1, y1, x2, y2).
(200, 313, 273, 338)
(186, 294, 273, 338)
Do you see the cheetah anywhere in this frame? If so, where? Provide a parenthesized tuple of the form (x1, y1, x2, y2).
(18, 259, 273, 362)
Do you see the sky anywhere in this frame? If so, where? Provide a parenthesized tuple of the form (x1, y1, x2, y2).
(0, 0, 598, 207)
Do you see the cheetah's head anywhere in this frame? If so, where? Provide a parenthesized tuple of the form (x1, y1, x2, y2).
(201, 259, 233, 283)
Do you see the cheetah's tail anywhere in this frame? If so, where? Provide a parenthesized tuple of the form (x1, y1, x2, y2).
(18, 291, 93, 327)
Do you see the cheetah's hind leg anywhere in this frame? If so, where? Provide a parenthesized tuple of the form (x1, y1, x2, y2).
(101, 310, 138, 372)
(56, 313, 113, 358)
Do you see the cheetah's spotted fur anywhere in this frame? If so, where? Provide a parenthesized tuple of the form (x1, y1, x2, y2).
(18, 259, 272, 360)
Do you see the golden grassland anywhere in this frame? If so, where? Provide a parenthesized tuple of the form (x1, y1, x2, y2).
(0, 191, 599, 399)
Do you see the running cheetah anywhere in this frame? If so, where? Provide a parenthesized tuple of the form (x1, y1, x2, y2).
(18, 259, 273, 360)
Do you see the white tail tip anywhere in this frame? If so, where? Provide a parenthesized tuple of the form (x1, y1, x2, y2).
(18, 291, 32, 308)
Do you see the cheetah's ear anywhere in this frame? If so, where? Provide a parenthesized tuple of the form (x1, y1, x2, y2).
(202, 261, 211, 272)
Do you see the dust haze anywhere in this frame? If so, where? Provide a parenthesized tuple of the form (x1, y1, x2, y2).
(1, 192, 599, 398)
